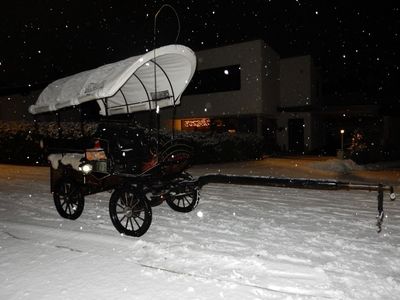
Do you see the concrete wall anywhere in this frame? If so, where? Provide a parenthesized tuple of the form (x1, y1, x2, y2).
(277, 55, 323, 151)
(310, 61, 322, 106)
(174, 40, 280, 119)
(262, 44, 280, 116)
(280, 55, 313, 107)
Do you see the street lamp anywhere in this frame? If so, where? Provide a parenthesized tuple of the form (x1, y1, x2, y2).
(340, 129, 345, 151)
(339, 129, 345, 159)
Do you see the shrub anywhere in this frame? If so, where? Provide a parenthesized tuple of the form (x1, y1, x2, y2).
(172, 131, 265, 164)
(0, 121, 265, 165)
(0, 121, 97, 164)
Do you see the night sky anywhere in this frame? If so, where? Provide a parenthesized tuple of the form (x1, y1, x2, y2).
(1, 0, 399, 104)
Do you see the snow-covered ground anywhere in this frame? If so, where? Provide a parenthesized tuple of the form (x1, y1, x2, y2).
(1, 160, 400, 299)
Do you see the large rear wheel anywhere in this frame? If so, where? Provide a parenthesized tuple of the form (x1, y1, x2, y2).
(109, 187, 152, 237)
(53, 178, 85, 220)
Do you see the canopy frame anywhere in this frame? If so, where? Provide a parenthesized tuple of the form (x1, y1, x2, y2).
(29, 44, 196, 118)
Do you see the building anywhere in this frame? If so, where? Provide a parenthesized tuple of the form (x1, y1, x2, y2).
(164, 39, 321, 153)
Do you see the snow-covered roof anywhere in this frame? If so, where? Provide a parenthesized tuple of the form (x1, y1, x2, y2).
(29, 44, 196, 116)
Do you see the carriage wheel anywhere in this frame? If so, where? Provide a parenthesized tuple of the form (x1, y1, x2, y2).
(166, 188, 199, 213)
(109, 188, 152, 237)
(166, 174, 199, 213)
(53, 179, 85, 220)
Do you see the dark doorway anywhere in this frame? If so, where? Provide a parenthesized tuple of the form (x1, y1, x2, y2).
(288, 118, 304, 153)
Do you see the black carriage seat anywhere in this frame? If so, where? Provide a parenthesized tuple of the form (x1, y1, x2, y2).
(95, 123, 152, 174)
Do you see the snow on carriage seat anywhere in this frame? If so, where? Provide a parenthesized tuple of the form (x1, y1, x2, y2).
(48, 153, 85, 171)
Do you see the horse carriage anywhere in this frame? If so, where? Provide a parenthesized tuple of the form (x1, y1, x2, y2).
(30, 43, 396, 236)
(29, 44, 199, 236)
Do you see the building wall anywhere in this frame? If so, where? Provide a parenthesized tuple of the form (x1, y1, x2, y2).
(277, 55, 323, 151)
(262, 44, 280, 115)
(174, 40, 280, 119)
(280, 55, 314, 107)
(310, 62, 322, 106)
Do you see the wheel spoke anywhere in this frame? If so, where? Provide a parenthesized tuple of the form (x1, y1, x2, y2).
(119, 215, 126, 223)
(122, 192, 128, 207)
(129, 218, 135, 231)
(132, 212, 144, 219)
(125, 217, 129, 229)
(135, 215, 145, 222)
(131, 199, 140, 210)
(133, 217, 141, 228)
(66, 204, 72, 215)
(181, 198, 186, 207)
(184, 197, 191, 206)
(69, 204, 74, 215)
(128, 193, 134, 207)
(117, 200, 124, 209)
(181, 197, 187, 207)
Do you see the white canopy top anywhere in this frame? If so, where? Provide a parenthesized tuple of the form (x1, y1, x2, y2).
(29, 44, 196, 116)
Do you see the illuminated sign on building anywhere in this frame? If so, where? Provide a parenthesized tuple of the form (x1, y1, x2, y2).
(182, 118, 211, 129)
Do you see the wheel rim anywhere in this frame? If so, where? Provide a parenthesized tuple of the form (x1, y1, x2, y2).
(54, 179, 84, 220)
(165, 173, 199, 212)
(167, 187, 199, 213)
(170, 189, 198, 208)
(59, 182, 79, 216)
(113, 191, 149, 234)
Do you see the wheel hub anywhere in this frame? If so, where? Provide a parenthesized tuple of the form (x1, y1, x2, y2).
(123, 207, 133, 218)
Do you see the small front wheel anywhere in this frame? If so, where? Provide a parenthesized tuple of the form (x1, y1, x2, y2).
(109, 187, 152, 237)
(166, 188, 199, 212)
(53, 179, 85, 220)
(166, 174, 199, 213)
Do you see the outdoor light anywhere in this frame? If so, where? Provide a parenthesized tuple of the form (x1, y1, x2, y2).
(79, 163, 93, 174)
(340, 129, 345, 149)
(338, 129, 345, 159)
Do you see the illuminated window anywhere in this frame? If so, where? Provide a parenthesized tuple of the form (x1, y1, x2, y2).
(181, 118, 211, 130)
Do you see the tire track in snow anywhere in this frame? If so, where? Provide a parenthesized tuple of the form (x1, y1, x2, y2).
(1, 222, 337, 299)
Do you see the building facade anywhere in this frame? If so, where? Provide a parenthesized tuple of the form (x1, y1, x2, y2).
(164, 39, 320, 153)
(277, 55, 322, 152)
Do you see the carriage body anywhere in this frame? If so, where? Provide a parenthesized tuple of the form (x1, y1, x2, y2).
(48, 123, 196, 197)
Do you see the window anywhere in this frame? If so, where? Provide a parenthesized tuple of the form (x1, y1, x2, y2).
(184, 64, 241, 95)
